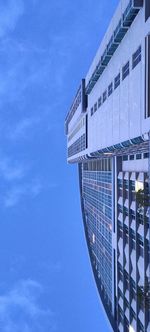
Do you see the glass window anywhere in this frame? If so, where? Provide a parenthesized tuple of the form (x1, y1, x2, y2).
(129, 154, 134, 160)
(118, 226, 123, 238)
(136, 153, 142, 160)
(131, 288, 136, 301)
(114, 73, 120, 89)
(118, 268, 123, 282)
(139, 242, 144, 257)
(103, 90, 107, 103)
(144, 152, 149, 159)
(130, 180, 135, 191)
(125, 276, 129, 290)
(124, 227, 129, 243)
(98, 97, 102, 108)
(122, 61, 130, 80)
(145, 34, 150, 118)
(91, 107, 94, 116)
(118, 306, 124, 323)
(108, 82, 113, 96)
(132, 46, 141, 69)
(145, 0, 150, 21)
(131, 238, 136, 249)
(94, 102, 97, 113)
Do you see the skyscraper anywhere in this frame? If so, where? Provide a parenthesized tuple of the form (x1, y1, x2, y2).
(65, 1, 150, 331)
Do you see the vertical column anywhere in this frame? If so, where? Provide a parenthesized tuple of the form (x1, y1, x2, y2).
(122, 171, 125, 332)
(145, 0, 150, 22)
(135, 172, 138, 332)
(148, 132, 150, 329)
(115, 156, 119, 329)
(129, 173, 132, 331)
(85, 114, 88, 149)
(143, 173, 148, 332)
(112, 157, 116, 319)
(116, 156, 122, 330)
(145, 34, 150, 118)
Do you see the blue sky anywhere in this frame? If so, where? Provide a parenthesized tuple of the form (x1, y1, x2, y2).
(0, 0, 119, 331)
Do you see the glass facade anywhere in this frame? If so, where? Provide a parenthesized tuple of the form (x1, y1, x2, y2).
(78, 154, 150, 331)
(80, 159, 114, 315)
(68, 134, 86, 158)
(117, 156, 150, 332)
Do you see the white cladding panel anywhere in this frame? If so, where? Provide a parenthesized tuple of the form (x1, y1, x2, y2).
(66, 1, 150, 162)
(129, 58, 142, 138)
(86, 7, 150, 155)
(120, 75, 129, 142)
(86, 0, 131, 84)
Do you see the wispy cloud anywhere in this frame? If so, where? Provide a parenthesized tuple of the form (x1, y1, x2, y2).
(39, 261, 62, 275)
(8, 117, 40, 141)
(0, 157, 26, 181)
(0, 23, 71, 108)
(0, 279, 56, 332)
(0, 152, 46, 208)
(4, 179, 42, 208)
(0, 0, 24, 39)
(0, 43, 54, 108)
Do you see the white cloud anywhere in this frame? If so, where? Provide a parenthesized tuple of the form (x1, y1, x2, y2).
(0, 279, 56, 332)
(0, 0, 24, 39)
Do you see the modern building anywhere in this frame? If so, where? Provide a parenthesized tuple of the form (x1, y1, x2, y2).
(65, 0, 150, 331)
